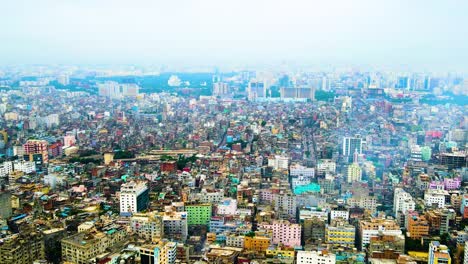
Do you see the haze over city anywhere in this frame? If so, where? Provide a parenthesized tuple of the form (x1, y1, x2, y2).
(2, 0, 468, 71)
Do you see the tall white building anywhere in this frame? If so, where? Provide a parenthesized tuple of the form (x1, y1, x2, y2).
(98, 81, 139, 99)
(274, 192, 297, 218)
(424, 189, 447, 208)
(297, 250, 336, 264)
(393, 188, 415, 219)
(119, 181, 149, 215)
(0, 161, 13, 177)
(163, 211, 188, 242)
(343, 137, 362, 157)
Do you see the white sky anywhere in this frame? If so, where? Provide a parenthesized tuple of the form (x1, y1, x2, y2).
(1, 0, 467, 71)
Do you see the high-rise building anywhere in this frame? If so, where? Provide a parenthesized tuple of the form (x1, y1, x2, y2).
(428, 241, 451, 264)
(0, 229, 45, 264)
(212, 82, 229, 96)
(347, 163, 362, 183)
(424, 189, 447, 208)
(248, 80, 267, 100)
(131, 213, 164, 242)
(342, 137, 362, 157)
(393, 188, 415, 219)
(23, 139, 49, 164)
(0, 191, 12, 219)
(358, 218, 402, 250)
(97, 81, 139, 99)
(119, 181, 149, 215)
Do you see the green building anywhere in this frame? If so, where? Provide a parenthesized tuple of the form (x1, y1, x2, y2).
(186, 204, 212, 226)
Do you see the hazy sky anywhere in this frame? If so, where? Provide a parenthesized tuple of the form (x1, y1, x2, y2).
(2, 0, 468, 70)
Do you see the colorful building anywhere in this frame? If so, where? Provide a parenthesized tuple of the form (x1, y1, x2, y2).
(185, 203, 212, 226)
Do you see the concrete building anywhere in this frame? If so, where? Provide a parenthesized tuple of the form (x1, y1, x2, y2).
(273, 192, 297, 219)
(297, 250, 336, 264)
(317, 159, 336, 176)
(268, 155, 289, 170)
(424, 189, 447, 208)
(394, 188, 415, 219)
(162, 211, 188, 242)
(140, 240, 177, 264)
(119, 181, 149, 215)
(428, 241, 451, 264)
(325, 219, 356, 247)
(0, 231, 45, 264)
(62, 227, 127, 264)
(0, 191, 12, 219)
(131, 213, 164, 242)
(407, 214, 429, 239)
(226, 234, 245, 248)
(185, 203, 212, 226)
(358, 218, 402, 250)
(217, 198, 237, 215)
(23, 139, 49, 164)
(261, 220, 301, 247)
(347, 163, 362, 183)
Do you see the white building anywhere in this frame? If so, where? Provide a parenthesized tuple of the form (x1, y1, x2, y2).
(290, 164, 315, 178)
(268, 155, 289, 170)
(0, 161, 13, 177)
(424, 189, 447, 208)
(119, 181, 149, 215)
(77, 221, 95, 233)
(317, 159, 336, 175)
(163, 210, 188, 242)
(273, 193, 297, 218)
(393, 188, 415, 219)
(13, 160, 36, 174)
(130, 213, 164, 242)
(290, 164, 315, 190)
(217, 198, 238, 215)
(359, 218, 402, 250)
(330, 208, 349, 221)
(297, 250, 336, 264)
(226, 234, 244, 248)
(98, 81, 139, 99)
(198, 189, 224, 204)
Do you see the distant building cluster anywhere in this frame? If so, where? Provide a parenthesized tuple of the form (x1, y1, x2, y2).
(0, 66, 466, 264)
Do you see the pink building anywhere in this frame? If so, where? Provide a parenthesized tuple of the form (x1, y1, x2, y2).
(444, 177, 461, 190)
(63, 135, 76, 147)
(261, 220, 301, 247)
(428, 181, 445, 190)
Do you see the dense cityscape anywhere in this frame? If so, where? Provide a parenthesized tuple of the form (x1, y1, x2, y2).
(0, 65, 466, 264)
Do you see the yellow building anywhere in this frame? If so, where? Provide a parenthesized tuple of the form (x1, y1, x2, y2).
(347, 163, 362, 183)
(104, 153, 114, 165)
(325, 219, 356, 247)
(140, 240, 177, 264)
(266, 246, 295, 258)
(428, 241, 451, 264)
(244, 235, 271, 251)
